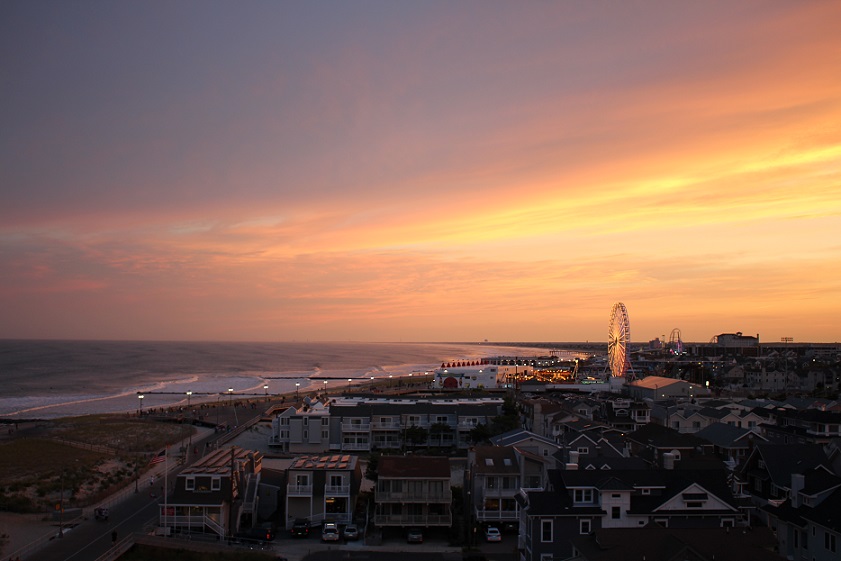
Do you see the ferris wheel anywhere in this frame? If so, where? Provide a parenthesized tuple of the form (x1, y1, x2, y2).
(608, 302, 631, 378)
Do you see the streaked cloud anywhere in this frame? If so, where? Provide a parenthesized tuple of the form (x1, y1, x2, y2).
(1, 1, 839, 342)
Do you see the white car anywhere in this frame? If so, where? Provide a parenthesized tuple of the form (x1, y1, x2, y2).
(322, 522, 340, 542)
(485, 526, 502, 542)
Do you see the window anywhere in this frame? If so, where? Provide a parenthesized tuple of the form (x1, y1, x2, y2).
(641, 488, 651, 495)
(574, 489, 594, 503)
(185, 477, 195, 491)
(321, 430, 328, 439)
(541, 519, 553, 542)
(322, 417, 329, 425)
(579, 519, 591, 534)
(577, 447, 589, 454)
(685, 501, 703, 508)
(826, 532, 837, 553)
(611, 506, 620, 519)
(303, 418, 308, 426)
(211, 477, 220, 491)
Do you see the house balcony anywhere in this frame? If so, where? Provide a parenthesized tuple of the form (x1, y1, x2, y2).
(376, 489, 452, 502)
(342, 422, 371, 431)
(287, 484, 313, 496)
(325, 484, 350, 496)
(402, 421, 430, 429)
(482, 487, 519, 499)
(475, 509, 518, 522)
(373, 513, 452, 527)
(341, 442, 371, 451)
(371, 421, 402, 430)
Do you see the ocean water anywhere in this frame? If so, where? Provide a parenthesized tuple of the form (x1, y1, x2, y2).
(0, 340, 549, 419)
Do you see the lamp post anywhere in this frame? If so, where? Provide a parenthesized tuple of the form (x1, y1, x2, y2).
(370, 376, 375, 390)
(137, 394, 144, 415)
(58, 469, 64, 537)
(295, 382, 300, 400)
(264, 384, 269, 397)
(323, 380, 328, 395)
(348, 378, 352, 393)
(228, 387, 233, 406)
(186, 390, 193, 447)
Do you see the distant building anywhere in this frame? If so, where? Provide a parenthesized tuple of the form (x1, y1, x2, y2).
(625, 376, 710, 401)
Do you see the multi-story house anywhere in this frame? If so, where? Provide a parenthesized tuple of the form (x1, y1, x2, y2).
(734, 443, 834, 523)
(373, 455, 452, 529)
(761, 408, 841, 445)
(269, 397, 331, 453)
(284, 453, 362, 527)
(270, 396, 503, 454)
(468, 445, 524, 529)
(161, 446, 263, 539)
(517, 466, 742, 561)
(694, 423, 766, 468)
(763, 467, 841, 561)
(600, 398, 650, 431)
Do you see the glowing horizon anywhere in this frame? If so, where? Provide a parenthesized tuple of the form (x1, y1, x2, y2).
(1, 2, 840, 343)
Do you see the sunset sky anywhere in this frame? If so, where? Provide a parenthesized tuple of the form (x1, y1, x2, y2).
(2, 1, 840, 344)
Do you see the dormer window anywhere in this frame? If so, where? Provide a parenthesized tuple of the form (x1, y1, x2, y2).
(185, 477, 195, 491)
(573, 489, 594, 504)
(211, 477, 221, 491)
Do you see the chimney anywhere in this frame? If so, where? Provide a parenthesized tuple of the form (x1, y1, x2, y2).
(663, 452, 676, 470)
(791, 473, 805, 508)
(569, 450, 580, 466)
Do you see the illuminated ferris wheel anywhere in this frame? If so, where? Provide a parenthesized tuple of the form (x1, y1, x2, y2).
(608, 302, 631, 378)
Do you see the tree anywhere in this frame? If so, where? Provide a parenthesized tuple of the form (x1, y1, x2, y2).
(404, 425, 429, 448)
(429, 422, 453, 448)
(365, 452, 380, 482)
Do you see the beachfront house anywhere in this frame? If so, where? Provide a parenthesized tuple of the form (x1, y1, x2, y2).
(373, 455, 453, 528)
(159, 446, 263, 539)
(285, 453, 362, 528)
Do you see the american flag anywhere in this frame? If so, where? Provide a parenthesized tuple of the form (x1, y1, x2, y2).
(149, 449, 166, 465)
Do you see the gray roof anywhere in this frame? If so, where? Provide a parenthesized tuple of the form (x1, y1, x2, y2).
(695, 423, 760, 448)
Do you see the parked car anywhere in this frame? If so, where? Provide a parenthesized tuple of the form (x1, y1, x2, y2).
(485, 526, 501, 542)
(291, 518, 311, 537)
(94, 507, 109, 521)
(343, 524, 360, 541)
(321, 522, 340, 542)
(407, 527, 423, 543)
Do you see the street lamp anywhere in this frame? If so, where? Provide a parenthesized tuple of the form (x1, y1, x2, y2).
(295, 382, 300, 399)
(137, 394, 144, 415)
(348, 378, 352, 392)
(370, 376, 375, 390)
(228, 387, 233, 406)
(264, 384, 269, 396)
(323, 380, 328, 394)
(186, 390, 192, 408)
(186, 390, 193, 447)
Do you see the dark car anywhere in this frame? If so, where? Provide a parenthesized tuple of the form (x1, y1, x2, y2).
(407, 527, 423, 543)
(291, 518, 311, 537)
(343, 524, 360, 541)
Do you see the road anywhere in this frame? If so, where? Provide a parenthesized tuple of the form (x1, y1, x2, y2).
(29, 402, 266, 561)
